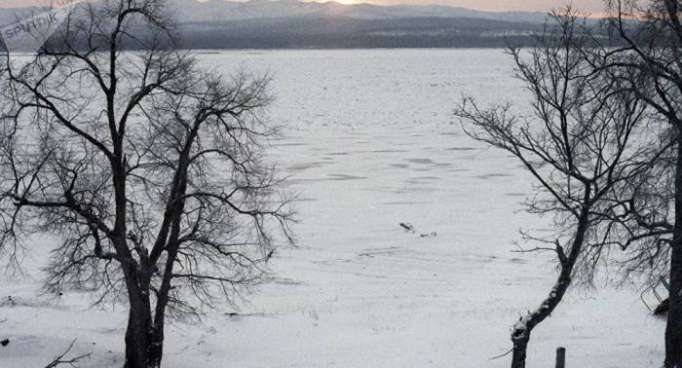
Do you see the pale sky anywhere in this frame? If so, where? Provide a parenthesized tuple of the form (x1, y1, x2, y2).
(0, 0, 607, 13)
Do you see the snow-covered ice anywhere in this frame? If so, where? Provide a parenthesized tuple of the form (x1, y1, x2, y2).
(0, 49, 664, 367)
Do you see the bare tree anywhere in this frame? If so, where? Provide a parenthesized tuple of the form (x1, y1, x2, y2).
(0, 1, 293, 367)
(601, 1, 682, 366)
(455, 10, 662, 368)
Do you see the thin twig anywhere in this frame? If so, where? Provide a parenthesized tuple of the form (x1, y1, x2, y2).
(45, 339, 91, 368)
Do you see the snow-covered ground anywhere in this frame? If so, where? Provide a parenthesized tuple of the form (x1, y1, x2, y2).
(0, 49, 664, 367)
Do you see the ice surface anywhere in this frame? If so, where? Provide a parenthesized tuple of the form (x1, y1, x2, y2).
(0, 49, 663, 367)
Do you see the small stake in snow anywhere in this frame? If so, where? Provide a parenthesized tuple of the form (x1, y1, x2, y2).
(555, 347, 566, 368)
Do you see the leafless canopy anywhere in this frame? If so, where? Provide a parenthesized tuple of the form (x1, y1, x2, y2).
(600, 2, 682, 367)
(455, 9, 666, 367)
(0, 1, 293, 366)
(458, 10, 667, 284)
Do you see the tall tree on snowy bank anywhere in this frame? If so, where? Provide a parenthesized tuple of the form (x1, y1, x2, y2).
(0, 1, 293, 367)
(602, 1, 682, 366)
(456, 9, 667, 368)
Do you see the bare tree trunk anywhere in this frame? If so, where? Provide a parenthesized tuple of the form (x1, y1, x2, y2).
(666, 134, 682, 368)
(148, 276, 172, 368)
(510, 262, 573, 368)
(147, 327, 164, 368)
(510, 333, 530, 368)
(124, 291, 153, 368)
(147, 264, 174, 368)
(510, 207, 588, 368)
(123, 248, 171, 368)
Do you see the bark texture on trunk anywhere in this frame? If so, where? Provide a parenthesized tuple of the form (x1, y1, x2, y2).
(121, 282, 168, 368)
(510, 333, 530, 368)
(124, 291, 155, 368)
(123, 304, 165, 368)
(148, 327, 164, 368)
(665, 136, 682, 368)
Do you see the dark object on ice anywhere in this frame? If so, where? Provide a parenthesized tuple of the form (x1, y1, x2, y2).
(1, 339, 9, 346)
(2, 296, 15, 307)
(654, 298, 671, 316)
(399, 222, 414, 232)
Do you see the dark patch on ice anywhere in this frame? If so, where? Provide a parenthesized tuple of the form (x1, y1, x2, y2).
(272, 142, 307, 147)
(358, 246, 405, 258)
(224, 312, 273, 320)
(446, 146, 477, 151)
(291, 174, 368, 183)
(505, 192, 526, 197)
(440, 132, 460, 137)
(287, 162, 328, 171)
(475, 173, 513, 179)
(407, 176, 442, 183)
(327, 174, 367, 181)
(407, 158, 435, 165)
(369, 149, 409, 154)
(328, 152, 350, 156)
(406, 186, 438, 192)
(399, 222, 414, 232)
(458, 254, 500, 264)
(473, 255, 498, 264)
(295, 197, 318, 203)
(390, 163, 410, 169)
(270, 277, 303, 286)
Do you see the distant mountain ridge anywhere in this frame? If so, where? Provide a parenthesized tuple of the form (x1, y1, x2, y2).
(0, 0, 571, 49)
(165, 0, 549, 24)
(165, 1, 553, 49)
(0, 0, 550, 25)
(176, 15, 547, 49)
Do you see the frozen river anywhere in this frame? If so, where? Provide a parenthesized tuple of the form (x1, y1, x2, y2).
(1, 49, 664, 368)
(193, 49, 662, 368)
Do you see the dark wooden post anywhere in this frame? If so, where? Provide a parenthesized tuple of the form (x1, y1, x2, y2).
(555, 347, 566, 368)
